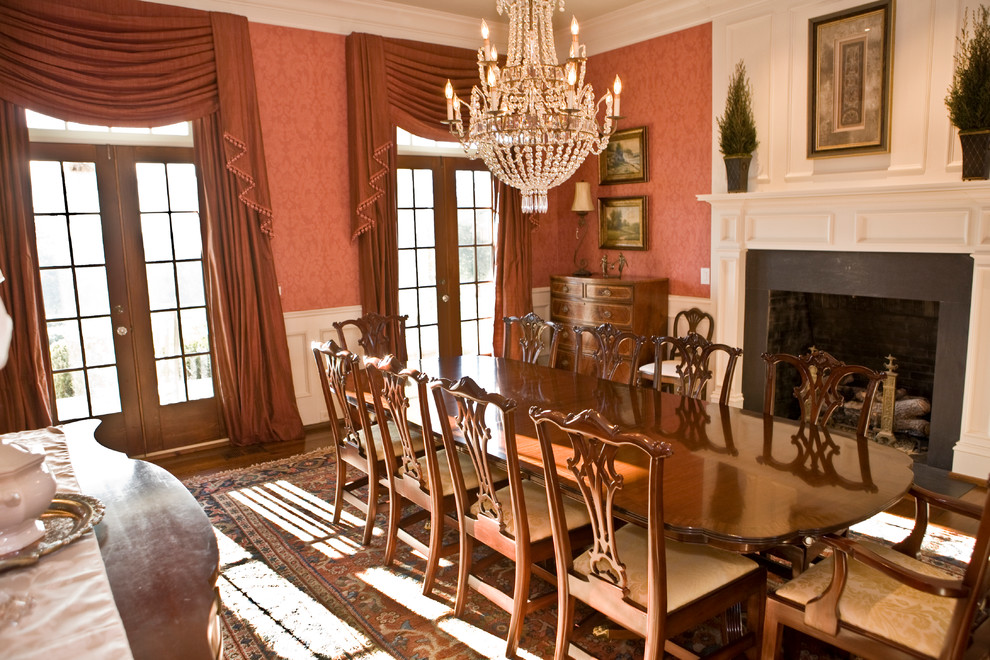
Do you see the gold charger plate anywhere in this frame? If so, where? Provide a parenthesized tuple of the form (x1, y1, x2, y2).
(0, 493, 105, 572)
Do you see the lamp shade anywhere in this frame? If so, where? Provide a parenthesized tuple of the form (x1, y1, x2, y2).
(571, 182, 594, 213)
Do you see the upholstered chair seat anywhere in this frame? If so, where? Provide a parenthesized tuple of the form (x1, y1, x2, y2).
(470, 479, 591, 543)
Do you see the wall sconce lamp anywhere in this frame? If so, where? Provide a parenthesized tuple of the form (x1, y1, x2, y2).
(571, 181, 594, 277)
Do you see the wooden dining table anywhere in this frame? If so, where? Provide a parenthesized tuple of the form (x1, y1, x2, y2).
(404, 355, 915, 554)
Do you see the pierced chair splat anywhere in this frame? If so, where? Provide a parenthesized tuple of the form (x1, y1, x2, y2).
(531, 406, 766, 660)
(430, 376, 591, 658)
(639, 307, 714, 389)
(333, 312, 409, 362)
(502, 312, 562, 367)
(573, 322, 646, 386)
(647, 333, 742, 405)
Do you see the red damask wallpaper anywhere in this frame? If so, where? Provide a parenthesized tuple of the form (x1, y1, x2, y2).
(532, 23, 713, 298)
(249, 23, 359, 313)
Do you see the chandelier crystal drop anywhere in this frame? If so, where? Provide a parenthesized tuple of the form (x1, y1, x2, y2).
(443, 0, 622, 214)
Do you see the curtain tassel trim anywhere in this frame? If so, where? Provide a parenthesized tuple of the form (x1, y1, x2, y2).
(351, 141, 392, 241)
(223, 131, 275, 237)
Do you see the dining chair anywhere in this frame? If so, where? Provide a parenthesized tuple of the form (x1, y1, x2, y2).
(572, 322, 646, 385)
(312, 340, 419, 545)
(760, 348, 885, 576)
(362, 355, 475, 597)
(645, 333, 742, 405)
(762, 478, 990, 659)
(502, 312, 562, 367)
(333, 312, 409, 362)
(638, 307, 714, 388)
(530, 405, 766, 660)
(430, 375, 592, 658)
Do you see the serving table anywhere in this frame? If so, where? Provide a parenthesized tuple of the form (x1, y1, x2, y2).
(409, 355, 915, 553)
(0, 420, 220, 659)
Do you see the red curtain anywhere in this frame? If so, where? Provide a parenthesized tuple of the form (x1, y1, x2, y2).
(0, 0, 302, 444)
(346, 34, 532, 324)
(492, 183, 536, 356)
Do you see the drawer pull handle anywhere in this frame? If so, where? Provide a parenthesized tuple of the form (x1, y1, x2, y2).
(562, 285, 569, 293)
(602, 288, 612, 297)
(602, 310, 612, 319)
(561, 305, 570, 314)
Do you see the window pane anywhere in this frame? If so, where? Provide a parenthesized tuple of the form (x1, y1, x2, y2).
(53, 370, 88, 421)
(398, 288, 419, 326)
(457, 209, 474, 246)
(166, 163, 199, 212)
(476, 209, 493, 244)
(478, 282, 495, 318)
(474, 171, 493, 207)
(419, 325, 439, 359)
(416, 248, 436, 286)
(185, 355, 213, 400)
(156, 357, 186, 404)
(81, 316, 115, 366)
(76, 267, 111, 317)
(141, 213, 174, 262)
(460, 283, 477, 319)
(405, 327, 421, 361)
(48, 320, 83, 370)
(418, 287, 438, 325)
(180, 307, 210, 354)
(40, 269, 77, 318)
(26, 111, 66, 130)
(459, 247, 476, 283)
(146, 263, 177, 311)
(397, 209, 416, 249)
(455, 170, 474, 206)
(150, 310, 181, 358)
(398, 249, 417, 287)
(136, 162, 169, 212)
(477, 245, 493, 282)
(63, 162, 100, 213)
(171, 213, 202, 260)
(29, 161, 66, 214)
(151, 122, 190, 136)
(176, 262, 206, 307)
(88, 367, 121, 416)
(461, 320, 478, 355)
(69, 215, 106, 266)
(412, 169, 433, 207)
(415, 210, 435, 248)
(396, 169, 413, 208)
(479, 318, 494, 355)
(35, 215, 71, 267)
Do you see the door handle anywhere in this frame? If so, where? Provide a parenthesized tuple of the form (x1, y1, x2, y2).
(441, 294, 450, 303)
(116, 326, 128, 336)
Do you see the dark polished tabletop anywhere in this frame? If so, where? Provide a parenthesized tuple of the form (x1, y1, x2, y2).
(410, 355, 915, 553)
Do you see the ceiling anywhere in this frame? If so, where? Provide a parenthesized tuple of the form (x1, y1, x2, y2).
(150, 0, 756, 54)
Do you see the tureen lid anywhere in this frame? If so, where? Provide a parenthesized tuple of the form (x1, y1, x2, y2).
(0, 441, 45, 476)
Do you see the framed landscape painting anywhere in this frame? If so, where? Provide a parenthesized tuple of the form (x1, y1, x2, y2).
(599, 196, 647, 250)
(599, 126, 648, 184)
(808, 0, 893, 158)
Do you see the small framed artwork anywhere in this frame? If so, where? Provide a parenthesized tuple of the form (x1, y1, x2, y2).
(599, 126, 649, 184)
(808, 0, 894, 158)
(599, 196, 648, 250)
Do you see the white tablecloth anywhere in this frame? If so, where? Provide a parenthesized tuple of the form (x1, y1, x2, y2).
(0, 424, 133, 660)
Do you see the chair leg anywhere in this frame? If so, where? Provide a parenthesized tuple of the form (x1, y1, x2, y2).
(421, 507, 444, 597)
(554, 588, 575, 660)
(504, 558, 531, 658)
(744, 580, 765, 660)
(332, 455, 346, 526)
(360, 482, 379, 546)
(453, 532, 472, 617)
(383, 488, 402, 565)
(761, 601, 784, 660)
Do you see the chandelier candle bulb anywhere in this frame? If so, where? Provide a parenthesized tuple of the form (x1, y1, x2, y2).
(481, 19, 491, 60)
(445, 80, 454, 120)
(570, 16, 579, 59)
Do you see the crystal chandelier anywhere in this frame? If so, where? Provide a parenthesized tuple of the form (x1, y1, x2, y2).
(443, 0, 622, 214)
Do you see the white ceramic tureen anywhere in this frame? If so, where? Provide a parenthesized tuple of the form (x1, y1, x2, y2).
(0, 442, 56, 555)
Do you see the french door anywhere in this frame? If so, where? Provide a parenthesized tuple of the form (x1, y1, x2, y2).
(396, 156, 495, 359)
(29, 142, 223, 456)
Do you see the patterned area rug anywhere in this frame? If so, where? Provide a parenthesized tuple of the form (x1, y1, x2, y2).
(182, 448, 974, 660)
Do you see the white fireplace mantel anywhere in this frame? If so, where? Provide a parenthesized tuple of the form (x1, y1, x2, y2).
(700, 182, 990, 480)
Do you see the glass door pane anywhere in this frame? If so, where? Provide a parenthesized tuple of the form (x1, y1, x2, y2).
(397, 167, 439, 360)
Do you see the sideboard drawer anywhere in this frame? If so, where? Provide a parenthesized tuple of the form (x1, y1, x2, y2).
(551, 298, 585, 322)
(551, 279, 579, 297)
(585, 282, 634, 302)
(587, 303, 633, 326)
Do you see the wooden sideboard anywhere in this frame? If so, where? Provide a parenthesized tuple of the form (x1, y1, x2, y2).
(549, 274, 669, 371)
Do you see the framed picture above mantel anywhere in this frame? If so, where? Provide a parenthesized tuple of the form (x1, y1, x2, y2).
(599, 196, 647, 250)
(807, 0, 894, 158)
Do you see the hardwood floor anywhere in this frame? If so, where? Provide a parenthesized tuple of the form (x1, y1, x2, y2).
(147, 425, 334, 481)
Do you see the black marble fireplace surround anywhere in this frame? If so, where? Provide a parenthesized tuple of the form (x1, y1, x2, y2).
(742, 251, 973, 470)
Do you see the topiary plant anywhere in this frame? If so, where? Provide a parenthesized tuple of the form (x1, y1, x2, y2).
(717, 60, 759, 156)
(946, 5, 990, 131)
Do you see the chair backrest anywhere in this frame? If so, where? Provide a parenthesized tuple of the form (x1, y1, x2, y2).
(762, 349, 883, 437)
(311, 340, 379, 462)
(333, 312, 408, 362)
(573, 322, 646, 385)
(429, 376, 528, 544)
(671, 307, 713, 341)
(650, 332, 742, 405)
(531, 406, 672, 618)
(502, 312, 562, 366)
(363, 355, 438, 497)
